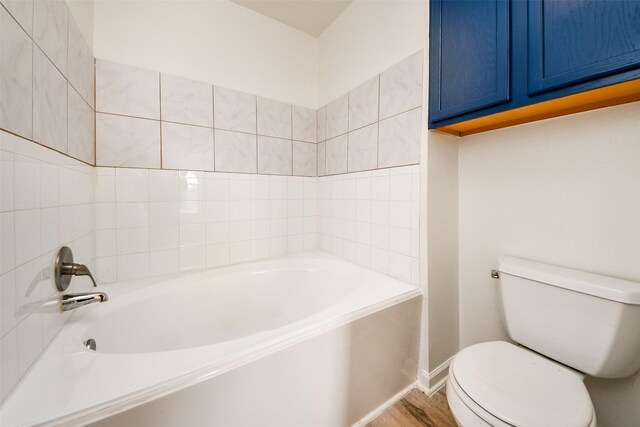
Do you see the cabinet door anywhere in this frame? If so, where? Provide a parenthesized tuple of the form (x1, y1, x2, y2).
(429, 0, 511, 123)
(529, 0, 640, 94)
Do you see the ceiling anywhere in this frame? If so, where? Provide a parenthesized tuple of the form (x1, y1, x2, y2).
(230, 0, 352, 37)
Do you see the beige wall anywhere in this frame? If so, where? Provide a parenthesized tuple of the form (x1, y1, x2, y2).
(317, 0, 428, 107)
(458, 101, 640, 426)
(93, 0, 318, 108)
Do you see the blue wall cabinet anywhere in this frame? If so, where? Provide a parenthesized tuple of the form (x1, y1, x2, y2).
(429, 0, 640, 133)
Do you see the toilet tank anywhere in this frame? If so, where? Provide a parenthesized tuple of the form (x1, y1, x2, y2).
(497, 257, 640, 378)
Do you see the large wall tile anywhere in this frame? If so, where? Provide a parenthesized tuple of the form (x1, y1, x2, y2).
(96, 60, 160, 119)
(325, 94, 348, 139)
(96, 113, 160, 168)
(257, 97, 292, 139)
(378, 108, 421, 168)
(162, 122, 214, 171)
(161, 74, 213, 127)
(33, 0, 68, 76)
(325, 134, 348, 175)
(317, 106, 326, 142)
(292, 105, 317, 143)
(293, 141, 316, 177)
(258, 136, 292, 175)
(33, 48, 67, 152)
(379, 51, 423, 120)
(67, 15, 94, 108)
(0, 8, 32, 139)
(317, 141, 326, 177)
(348, 123, 378, 172)
(1, 0, 33, 35)
(67, 85, 95, 164)
(213, 86, 256, 133)
(349, 76, 379, 131)
(214, 129, 256, 173)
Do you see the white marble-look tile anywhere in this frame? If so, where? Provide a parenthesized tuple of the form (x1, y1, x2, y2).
(317, 105, 326, 142)
(378, 108, 421, 168)
(257, 97, 291, 139)
(213, 86, 256, 133)
(325, 94, 348, 139)
(0, 8, 33, 139)
(325, 135, 348, 175)
(96, 59, 160, 119)
(161, 74, 213, 127)
(33, 0, 68, 75)
(214, 129, 256, 173)
(96, 113, 160, 168)
(317, 141, 326, 177)
(67, 85, 95, 164)
(293, 141, 316, 177)
(162, 122, 214, 171)
(67, 15, 94, 108)
(349, 76, 379, 131)
(348, 123, 378, 172)
(292, 105, 317, 143)
(379, 51, 423, 120)
(258, 136, 292, 176)
(33, 48, 67, 152)
(1, 0, 33, 35)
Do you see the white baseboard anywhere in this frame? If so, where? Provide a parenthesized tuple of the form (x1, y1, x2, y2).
(352, 381, 417, 427)
(420, 355, 454, 396)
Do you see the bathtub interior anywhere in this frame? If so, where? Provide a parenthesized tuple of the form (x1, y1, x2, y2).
(86, 267, 359, 354)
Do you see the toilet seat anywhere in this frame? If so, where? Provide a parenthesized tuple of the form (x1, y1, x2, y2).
(449, 341, 595, 427)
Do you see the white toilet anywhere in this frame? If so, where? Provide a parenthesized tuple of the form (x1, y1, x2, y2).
(447, 256, 640, 426)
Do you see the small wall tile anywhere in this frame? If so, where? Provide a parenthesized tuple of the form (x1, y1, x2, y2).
(292, 105, 317, 143)
(96, 60, 160, 119)
(161, 122, 214, 171)
(257, 97, 291, 139)
(325, 135, 348, 175)
(67, 15, 94, 108)
(258, 136, 292, 175)
(33, 47, 67, 152)
(213, 86, 256, 133)
(379, 51, 423, 120)
(349, 76, 379, 131)
(214, 129, 256, 173)
(348, 123, 378, 172)
(293, 141, 317, 177)
(325, 94, 348, 139)
(67, 85, 95, 164)
(33, 0, 68, 76)
(96, 113, 161, 168)
(0, 8, 33, 139)
(161, 74, 213, 127)
(378, 108, 421, 168)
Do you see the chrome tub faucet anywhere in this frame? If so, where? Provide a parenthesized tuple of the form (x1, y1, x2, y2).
(54, 246, 109, 312)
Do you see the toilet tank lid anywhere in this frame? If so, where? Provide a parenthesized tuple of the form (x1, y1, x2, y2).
(498, 256, 640, 305)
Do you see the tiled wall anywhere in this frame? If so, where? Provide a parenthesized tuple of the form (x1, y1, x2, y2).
(94, 167, 319, 283)
(317, 51, 423, 176)
(0, 130, 95, 402)
(95, 60, 318, 176)
(319, 165, 420, 285)
(0, 0, 95, 165)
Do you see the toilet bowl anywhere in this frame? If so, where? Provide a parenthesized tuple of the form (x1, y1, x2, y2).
(446, 341, 597, 427)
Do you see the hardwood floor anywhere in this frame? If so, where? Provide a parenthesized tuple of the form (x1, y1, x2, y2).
(366, 388, 458, 427)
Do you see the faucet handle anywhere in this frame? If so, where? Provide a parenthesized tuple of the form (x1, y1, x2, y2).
(54, 246, 97, 291)
(66, 264, 97, 287)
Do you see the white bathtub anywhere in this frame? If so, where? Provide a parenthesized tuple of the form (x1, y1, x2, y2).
(1, 252, 421, 427)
